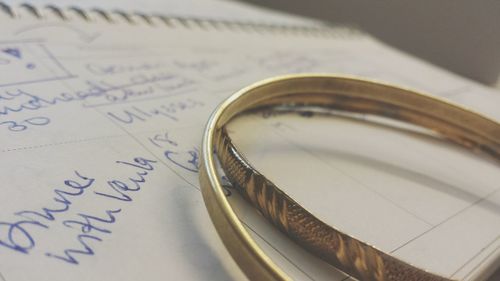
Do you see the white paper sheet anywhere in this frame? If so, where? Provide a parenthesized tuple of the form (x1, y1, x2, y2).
(0, 7, 498, 281)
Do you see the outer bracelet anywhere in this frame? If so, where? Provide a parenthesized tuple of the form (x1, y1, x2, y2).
(198, 74, 500, 281)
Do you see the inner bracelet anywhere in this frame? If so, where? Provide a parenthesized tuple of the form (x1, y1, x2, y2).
(198, 74, 500, 281)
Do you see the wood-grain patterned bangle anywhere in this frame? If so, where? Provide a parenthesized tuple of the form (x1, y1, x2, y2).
(198, 74, 500, 281)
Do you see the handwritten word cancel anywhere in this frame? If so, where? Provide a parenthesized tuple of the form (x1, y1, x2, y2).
(0, 156, 158, 265)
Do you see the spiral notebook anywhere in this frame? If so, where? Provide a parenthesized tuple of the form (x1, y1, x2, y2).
(0, 2, 499, 281)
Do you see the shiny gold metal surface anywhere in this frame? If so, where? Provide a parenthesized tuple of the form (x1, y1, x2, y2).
(199, 74, 500, 281)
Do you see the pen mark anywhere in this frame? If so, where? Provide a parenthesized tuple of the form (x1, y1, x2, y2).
(38, 43, 73, 77)
(84, 87, 195, 108)
(15, 23, 100, 43)
(0, 75, 77, 89)
(2, 47, 22, 59)
(0, 41, 74, 88)
(0, 271, 6, 281)
(98, 108, 203, 195)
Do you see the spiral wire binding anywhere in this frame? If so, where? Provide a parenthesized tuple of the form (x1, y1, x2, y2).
(0, 2, 361, 39)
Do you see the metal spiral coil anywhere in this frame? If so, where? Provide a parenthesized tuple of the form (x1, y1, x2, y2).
(0, 1, 361, 38)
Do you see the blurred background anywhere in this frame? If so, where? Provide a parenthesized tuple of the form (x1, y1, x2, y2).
(239, 0, 500, 87)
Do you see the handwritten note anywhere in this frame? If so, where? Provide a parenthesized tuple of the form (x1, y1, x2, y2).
(1, 157, 157, 264)
(0, 12, 498, 281)
(0, 40, 74, 87)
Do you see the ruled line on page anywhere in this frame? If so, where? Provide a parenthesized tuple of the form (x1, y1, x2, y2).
(390, 187, 500, 254)
(453, 236, 500, 279)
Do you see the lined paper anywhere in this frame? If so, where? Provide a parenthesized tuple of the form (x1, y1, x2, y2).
(0, 11, 498, 281)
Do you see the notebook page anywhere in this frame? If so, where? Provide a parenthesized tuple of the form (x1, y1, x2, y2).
(0, 10, 363, 281)
(0, 7, 498, 281)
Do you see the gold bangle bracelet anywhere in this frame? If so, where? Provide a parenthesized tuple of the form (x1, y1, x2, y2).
(198, 74, 500, 281)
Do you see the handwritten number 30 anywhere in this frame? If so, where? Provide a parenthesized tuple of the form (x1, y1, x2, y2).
(0, 117, 51, 132)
